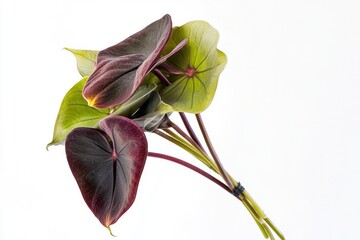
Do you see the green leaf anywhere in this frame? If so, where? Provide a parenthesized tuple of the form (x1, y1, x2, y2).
(47, 77, 109, 148)
(160, 21, 227, 113)
(132, 91, 173, 131)
(65, 48, 98, 77)
(108, 83, 172, 131)
(110, 83, 158, 117)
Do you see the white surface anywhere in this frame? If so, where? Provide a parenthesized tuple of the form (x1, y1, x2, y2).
(1, 0, 360, 239)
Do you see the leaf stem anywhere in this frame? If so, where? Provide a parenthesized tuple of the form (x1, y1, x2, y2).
(153, 68, 171, 86)
(147, 151, 277, 239)
(243, 191, 285, 240)
(154, 128, 285, 239)
(178, 112, 206, 152)
(264, 217, 285, 240)
(168, 116, 206, 154)
(148, 152, 231, 194)
(195, 113, 234, 190)
(154, 130, 218, 172)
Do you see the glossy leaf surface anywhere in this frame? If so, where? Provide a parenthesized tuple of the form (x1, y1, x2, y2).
(65, 116, 148, 228)
(160, 21, 227, 113)
(47, 77, 109, 148)
(83, 14, 172, 108)
(65, 48, 98, 77)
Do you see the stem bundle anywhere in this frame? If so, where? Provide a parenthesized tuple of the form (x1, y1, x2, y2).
(151, 113, 285, 240)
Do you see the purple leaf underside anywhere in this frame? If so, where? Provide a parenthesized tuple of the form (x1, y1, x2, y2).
(65, 116, 148, 228)
(83, 14, 172, 108)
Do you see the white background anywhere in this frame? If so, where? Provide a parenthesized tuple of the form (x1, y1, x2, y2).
(1, 0, 360, 239)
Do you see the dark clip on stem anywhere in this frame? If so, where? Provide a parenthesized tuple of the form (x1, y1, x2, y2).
(232, 182, 245, 197)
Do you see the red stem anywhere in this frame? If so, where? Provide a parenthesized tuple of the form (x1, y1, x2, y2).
(196, 114, 235, 190)
(153, 68, 171, 86)
(178, 112, 206, 152)
(168, 118, 206, 154)
(148, 152, 231, 194)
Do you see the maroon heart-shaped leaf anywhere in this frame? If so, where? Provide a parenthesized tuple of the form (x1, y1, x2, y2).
(65, 116, 148, 229)
(83, 14, 172, 108)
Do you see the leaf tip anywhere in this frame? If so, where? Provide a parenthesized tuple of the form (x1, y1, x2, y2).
(107, 226, 116, 237)
(46, 142, 53, 151)
(86, 96, 98, 108)
(46, 140, 64, 150)
(64, 47, 72, 53)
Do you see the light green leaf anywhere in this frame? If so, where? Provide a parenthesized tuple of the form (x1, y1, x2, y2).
(47, 77, 109, 148)
(65, 48, 98, 77)
(160, 21, 227, 113)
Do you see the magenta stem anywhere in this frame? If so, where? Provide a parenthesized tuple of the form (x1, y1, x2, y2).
(196, 114, 234, 190)
(153, 68, 171, 86)
(148, 152, 231, 194)
(178, 112, 206, 152)
(168, 117, 206, 154)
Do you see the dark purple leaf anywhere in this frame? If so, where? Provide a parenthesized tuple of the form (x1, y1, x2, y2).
(83, 14, 172, 108)
(65, 116, 148, 229)
(83, 54, 145, 107)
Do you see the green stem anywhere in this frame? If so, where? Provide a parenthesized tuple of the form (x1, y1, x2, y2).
(241, 195, 264, 225)
(148, 151, 278, 239)
(154, 130, 218, 173)
(169, 116, 204, 152)
(264, 217, 285, 240)
(243, 191, 266, 219)
(244, 191, 285, 240)
(154, 127, 285, 240)
(167, 120, 214, 171)
(151, 64, 284, 239)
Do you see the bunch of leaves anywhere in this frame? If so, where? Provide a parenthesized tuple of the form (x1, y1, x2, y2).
(48, 14, 284, 239)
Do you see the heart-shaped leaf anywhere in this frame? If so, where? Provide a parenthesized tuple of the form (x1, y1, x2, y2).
(160, 21, 227, 113)
(65, 116, 148, 229)
(65, 48, 98, 77)
(83, 14, 173, 109)
(47, 77, 109, 148)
